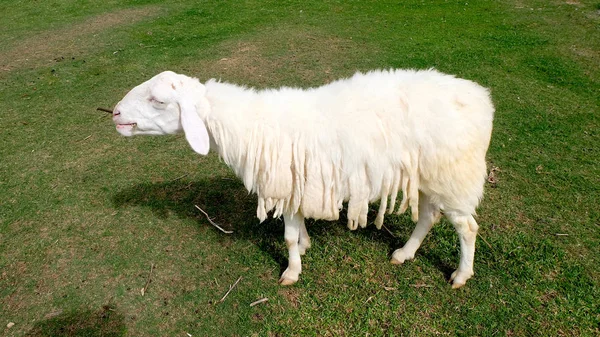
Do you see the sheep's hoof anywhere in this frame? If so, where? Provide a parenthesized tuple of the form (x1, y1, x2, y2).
(450, 269, 473, 289)
(451, 282, 465, 289)
(279, 268, 299, 286)
(390, 248, 413, 265)
(279, 277, 297, 286)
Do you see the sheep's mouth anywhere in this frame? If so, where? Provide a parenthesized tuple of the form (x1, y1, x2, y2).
(116, 123, 137, 135)
(116, 123, 137, 129)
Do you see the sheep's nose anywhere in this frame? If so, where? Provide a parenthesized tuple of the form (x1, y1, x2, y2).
(113, 109, 121, 118)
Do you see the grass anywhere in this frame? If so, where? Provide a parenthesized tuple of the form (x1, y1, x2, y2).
(1, 0, 599, 336)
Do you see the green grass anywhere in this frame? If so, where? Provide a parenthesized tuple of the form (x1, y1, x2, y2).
(1, 0, 599, 336)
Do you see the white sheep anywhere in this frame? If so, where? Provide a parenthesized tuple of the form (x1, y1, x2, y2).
(112, 69, 494, 288)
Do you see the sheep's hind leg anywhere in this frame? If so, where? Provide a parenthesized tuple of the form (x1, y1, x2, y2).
(279, 212, 304, 285)
(446, 213, 479, 289)
(391, 192, 440, 264)
(298, 218, 311, 256)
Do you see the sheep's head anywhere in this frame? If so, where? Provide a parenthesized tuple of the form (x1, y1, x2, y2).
(113, 71, 211, 154)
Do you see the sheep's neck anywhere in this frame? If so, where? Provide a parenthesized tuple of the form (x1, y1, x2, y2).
(203, 81, 261, 173)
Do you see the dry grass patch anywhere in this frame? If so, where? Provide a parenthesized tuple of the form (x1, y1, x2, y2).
(186, 27, 358, 87)
(570, 45, 599, 60)
(0, 6, 161, 73)
(278, 288, 301, 308)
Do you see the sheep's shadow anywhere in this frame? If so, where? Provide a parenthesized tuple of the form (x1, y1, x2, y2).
(112, 177, 289, 270)
(25, 305, 125, 337)
(112, 176, 456, 280)
(339, 208, 456, 280)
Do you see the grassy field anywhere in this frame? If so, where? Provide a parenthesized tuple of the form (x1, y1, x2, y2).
(1, 0, 599, 336)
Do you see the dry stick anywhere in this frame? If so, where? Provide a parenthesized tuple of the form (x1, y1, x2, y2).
(141, 263, 155, 296)
(169, 173, 188, 182)
(411, 283, 433, 288)
(478, 233, 493, 251)
(97, 107, 113, 114)
(249, 298, 269, 307)
(194, 205, 233, 234)
(218, 276, 242, 303)
(381, 224, 397, 238)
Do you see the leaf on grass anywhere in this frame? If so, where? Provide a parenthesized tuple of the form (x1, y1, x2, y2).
(487, 166, 500, 186)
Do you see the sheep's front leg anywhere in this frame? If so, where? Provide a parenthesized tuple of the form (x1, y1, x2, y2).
(279, 212, 304, 285)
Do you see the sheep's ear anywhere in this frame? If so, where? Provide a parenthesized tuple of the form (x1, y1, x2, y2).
(179, 100, 210, 155)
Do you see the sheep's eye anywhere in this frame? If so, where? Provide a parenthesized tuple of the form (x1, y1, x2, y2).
(150, 97, 166, 105)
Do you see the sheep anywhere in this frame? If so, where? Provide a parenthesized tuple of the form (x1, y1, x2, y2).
(111, 69, 494, 288)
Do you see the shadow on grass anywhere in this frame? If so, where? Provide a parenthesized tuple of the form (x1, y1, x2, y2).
(112, 177, 455, 279)
(25, 305, 126, 337)
(112, 178, 289, 269)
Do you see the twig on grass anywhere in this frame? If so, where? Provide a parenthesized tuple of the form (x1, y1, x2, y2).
(194, 204, 233, 234)
(556, 233, 569, 236)
(411, 283, 433, 288)
(381, 224, 397, 238)
(97, 107, 113, 114)
(78, 134, 92, 142)
(141, 263, 154, 296)
(218, 276, 242, 303)
(478, 232, 493, 251)
(169, 173, 188, 182)
(250, 297, 269, 307)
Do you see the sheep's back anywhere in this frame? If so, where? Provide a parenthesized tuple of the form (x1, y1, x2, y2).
(207, 69, 494, 223)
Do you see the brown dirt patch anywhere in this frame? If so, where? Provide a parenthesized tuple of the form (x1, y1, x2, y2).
(185, 27, 357, 87)
(0, 6, 160, 73)
(278, 287, 301, 308)
(570, 45, 599, 59)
